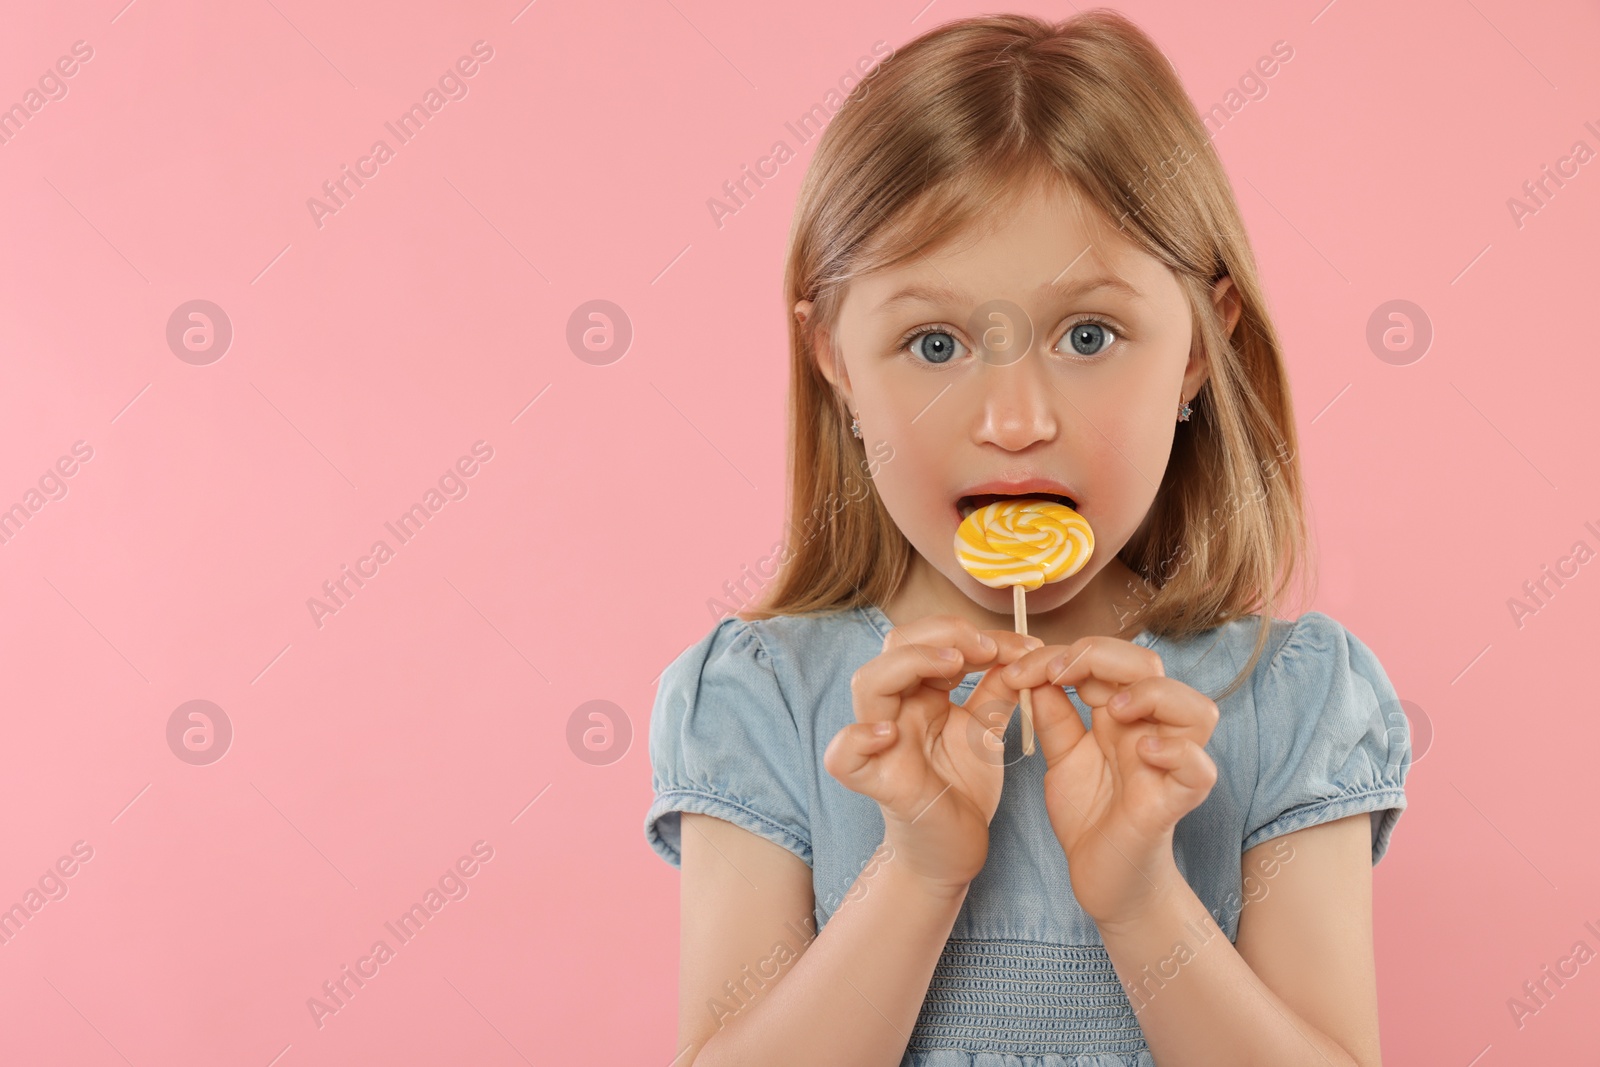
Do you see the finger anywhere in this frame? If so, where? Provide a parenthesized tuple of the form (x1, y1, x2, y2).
(1137, 736, 1219, 794)
(1106, 677, 1221, 743)
(998, 643, 1127, 707)
(1090, 704, 1128, 785)
(960, 658, 1023, 737)
(1000, 637, 1164, 701)
(823, 720, 899, 794)
(882, 619, 1044, 673)
(983, 629, 1046, 668)
(851, 644, 974, 723)
(883, 615, 1000, 661)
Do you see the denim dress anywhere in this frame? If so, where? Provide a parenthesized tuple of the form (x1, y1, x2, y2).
(645, 604, 1411, 1067)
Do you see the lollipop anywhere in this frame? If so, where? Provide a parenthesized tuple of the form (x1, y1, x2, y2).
(954, 498, 1094, 754)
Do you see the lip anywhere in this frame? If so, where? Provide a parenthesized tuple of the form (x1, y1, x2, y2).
(953, 477, 1081, 521)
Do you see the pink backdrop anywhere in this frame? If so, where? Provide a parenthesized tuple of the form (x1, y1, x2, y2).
(1, 0, 1596, 1062)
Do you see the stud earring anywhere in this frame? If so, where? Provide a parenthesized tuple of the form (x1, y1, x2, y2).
(850, 413, 863, 439)
(1177, 396, 1193, 422)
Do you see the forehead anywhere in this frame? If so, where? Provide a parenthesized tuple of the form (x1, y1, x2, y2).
(841, 177, 1173, 318)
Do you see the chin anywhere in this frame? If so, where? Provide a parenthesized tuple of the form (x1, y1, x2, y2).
(956, 568, 1085, 614)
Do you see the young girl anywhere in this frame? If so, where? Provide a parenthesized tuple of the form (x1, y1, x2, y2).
(645, 10, 1410, 1066)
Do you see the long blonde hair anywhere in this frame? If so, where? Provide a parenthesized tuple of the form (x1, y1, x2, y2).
(744, 9, 1314, 699)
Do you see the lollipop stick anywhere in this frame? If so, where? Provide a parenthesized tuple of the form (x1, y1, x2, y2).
(1014, 583, 1035, 755)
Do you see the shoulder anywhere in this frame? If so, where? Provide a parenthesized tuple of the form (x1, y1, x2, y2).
(653, 615, 784, 726)
(667, 607, 879, 688)
(652, 607, 877, 726)
(645, 614, 825, 869)
(1249, 610, 1407, 743)
(1249, 610, 1395, 709)
(1238, 610, 1412, 863)
(1143, 611, 1298, 692)
(1147, 610, 1377, 694)
(736, 606, 886, 667)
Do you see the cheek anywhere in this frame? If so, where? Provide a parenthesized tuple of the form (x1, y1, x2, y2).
(1069, 369, 1181, 516)
(862, 377, 950, 438)
(857, 381, 954, 500)
(856, 417, 958, 557)
(868, 429, 945, 518)
(1098, 405, 1176, 474)
(1087, 420, 1172, 525)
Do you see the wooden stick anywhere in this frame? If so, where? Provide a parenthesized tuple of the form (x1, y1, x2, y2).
(1014, 583, 1035, 755)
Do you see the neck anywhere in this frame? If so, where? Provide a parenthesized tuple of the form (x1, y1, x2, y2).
(881, 551, 1157, 647)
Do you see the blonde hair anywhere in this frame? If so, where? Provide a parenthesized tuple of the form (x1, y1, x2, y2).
(744, 9, 1314, 699)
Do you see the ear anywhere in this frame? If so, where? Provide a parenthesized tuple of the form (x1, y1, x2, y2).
(795, 298, 855, 410)
(1183, 275, 1241, 401)
(1211, 275, 1243, 338)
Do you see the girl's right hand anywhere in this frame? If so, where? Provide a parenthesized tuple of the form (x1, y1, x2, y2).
(823, 615, 1040, 896)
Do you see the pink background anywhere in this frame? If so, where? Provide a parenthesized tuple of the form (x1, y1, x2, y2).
(1, 0, 1596, 1062)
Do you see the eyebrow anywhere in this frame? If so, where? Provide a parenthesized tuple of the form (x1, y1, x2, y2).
(875, 274, 1145, 313)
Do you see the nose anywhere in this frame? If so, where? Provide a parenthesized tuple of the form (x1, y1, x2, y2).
(974, 351, 1058, 451)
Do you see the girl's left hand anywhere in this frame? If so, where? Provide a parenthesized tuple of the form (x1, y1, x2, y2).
(1000, 637, 1220, 931)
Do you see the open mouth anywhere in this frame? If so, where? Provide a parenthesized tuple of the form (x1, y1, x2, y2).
(956, 492, 1078, 521)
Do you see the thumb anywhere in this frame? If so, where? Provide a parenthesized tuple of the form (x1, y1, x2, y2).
(823, 721, 897, 798)
(1028, 682, 1089, 766)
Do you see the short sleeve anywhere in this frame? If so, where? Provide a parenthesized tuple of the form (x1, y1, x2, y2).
(644, 617, 813, 869)
(1245, 612, 1411, 865)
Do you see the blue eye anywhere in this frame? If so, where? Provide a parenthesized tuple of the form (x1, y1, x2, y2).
(1062, 319, 1119, 357)
(901, 327, 967, 365)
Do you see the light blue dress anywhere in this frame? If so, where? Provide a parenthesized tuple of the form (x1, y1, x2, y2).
(645, 604, 1411, 1066)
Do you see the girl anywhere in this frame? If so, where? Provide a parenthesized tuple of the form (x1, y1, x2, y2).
(645, 10, 1410, 1067)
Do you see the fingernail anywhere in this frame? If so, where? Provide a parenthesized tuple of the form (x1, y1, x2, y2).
(937, 647, 961, 662)
(1140, 735, 1163, 751)
(1046, 655, 1066, 677)
(873, 722, 893, 736)
(1023, 636, 1044, 650)
(1111, 690, 1130, 708)
(977, 633, 997, 653)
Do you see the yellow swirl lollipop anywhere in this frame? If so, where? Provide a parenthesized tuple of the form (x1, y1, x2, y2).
(954, 498, 1095, 755)
(954, 498, 1094, 591)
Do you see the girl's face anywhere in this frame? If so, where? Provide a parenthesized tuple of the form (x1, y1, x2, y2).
(797, 175, 1238, 625)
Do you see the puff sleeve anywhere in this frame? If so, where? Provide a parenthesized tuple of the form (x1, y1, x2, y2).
(644, 617, 813, 869)
(1245, 611, 1411, 865)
